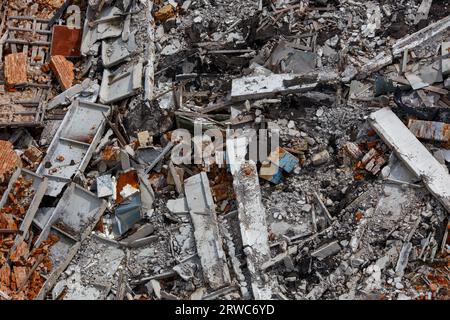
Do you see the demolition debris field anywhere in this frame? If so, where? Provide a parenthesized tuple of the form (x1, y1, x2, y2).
(0, 0, 449, 301)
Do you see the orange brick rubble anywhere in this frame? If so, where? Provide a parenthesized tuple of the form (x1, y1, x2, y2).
(154, 4, 176, 23)
(0, 141, 22, 181)
(50, 55, 74, 90)
(4, 53, 28, 88)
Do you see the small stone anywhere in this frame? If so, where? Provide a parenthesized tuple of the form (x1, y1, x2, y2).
(305, 137, 316, 146)
(381, 165, 390, 179)
(444, 77, 450, 90)
(395, 282, 404, 289)
(285, 276, 297, 282)
(287, 120, 296, 129)
(312, 150, 330, 166)
(302, 204, 312, 212)
(340, 240, 349, 247)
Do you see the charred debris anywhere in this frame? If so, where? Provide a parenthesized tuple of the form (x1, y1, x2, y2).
(0, 0, 449, 300)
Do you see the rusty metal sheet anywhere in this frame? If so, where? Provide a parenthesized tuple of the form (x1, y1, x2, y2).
(408, 119, 450, 142)
(50, 25, 82, 58)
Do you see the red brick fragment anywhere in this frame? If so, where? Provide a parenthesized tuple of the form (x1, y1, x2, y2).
(50, 55, 74, 90)
(4, 53, 28, 88)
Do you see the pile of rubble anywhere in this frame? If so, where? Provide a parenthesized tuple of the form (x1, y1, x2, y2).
(0, 0, 449, 300)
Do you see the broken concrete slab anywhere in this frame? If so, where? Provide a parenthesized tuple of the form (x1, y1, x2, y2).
(369, 107, 450, 213)
(167, 197, 189, 215)
(231, 161, 273, 300)
(96, 174, 114, 198)
(392, 15, 450, 56)
(120, 223, 155, 245)
(442, 41, 450, 76)
(405, 61, 443, 90)
(311, 241, 341, 261)
(267, 40, 317, 74)
(184, 172, 231, 290)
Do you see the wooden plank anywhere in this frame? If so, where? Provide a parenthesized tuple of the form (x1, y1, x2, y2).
(369, 108, 450, 213)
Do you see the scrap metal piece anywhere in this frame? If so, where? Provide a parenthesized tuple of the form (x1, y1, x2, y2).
(47, 79, 100, 110)
(231, 74, 317, 101)
(369, 108, 450, 213)
(50, 25, 82, 58)
(36, 100, 110, 197)
(34, 182, 107, 247)
(101, 32, 137, 68)
(231, 161, 273, 300)
(99, 62, 143, 104)
(408, 119, 450, 142)
(113, 195, 142, 236)
(184, 172, 231, 290)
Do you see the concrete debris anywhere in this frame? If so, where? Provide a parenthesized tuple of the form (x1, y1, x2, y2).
(443, 42, 450, 76)
(0, 0, 449, 302)
(231, 161, 272, 300)
(184, 172, 231, 290)
(311, 241, 341, 261)
(369, 108, 450, 213)
(99, 62, 143, 104)
(392, 15, 450, 56)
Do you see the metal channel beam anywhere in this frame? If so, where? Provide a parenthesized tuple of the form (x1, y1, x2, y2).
(36, 100, 110, 196)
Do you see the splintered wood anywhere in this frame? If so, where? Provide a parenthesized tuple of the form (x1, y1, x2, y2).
(50, 55, 74, 90)
(4, 53, 28, 88)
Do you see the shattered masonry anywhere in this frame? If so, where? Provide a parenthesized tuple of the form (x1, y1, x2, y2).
(0, 0, 449, 301)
